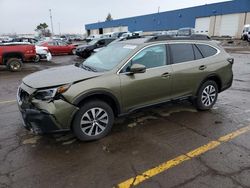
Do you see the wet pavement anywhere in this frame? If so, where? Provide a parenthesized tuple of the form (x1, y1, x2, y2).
(0, 51, 250, 188)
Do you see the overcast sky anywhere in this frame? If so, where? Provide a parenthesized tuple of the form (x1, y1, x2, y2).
(0, 0, 229, 34)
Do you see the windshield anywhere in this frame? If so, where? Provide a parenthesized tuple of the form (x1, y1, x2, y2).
(80, 43, 137, 72)
(36, 41, 45, 46)
(88, 39, 99, 45)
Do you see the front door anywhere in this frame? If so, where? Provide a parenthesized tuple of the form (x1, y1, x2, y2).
(119, 44, 173, 112)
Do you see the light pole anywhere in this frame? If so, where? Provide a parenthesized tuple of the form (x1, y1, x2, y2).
(58, 22, 61, 35)
(49, 9, 54, 35)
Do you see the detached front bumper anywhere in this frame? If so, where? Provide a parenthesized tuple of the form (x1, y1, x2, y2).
(20, 108, 61, 134)
(17, 84, 78, 134)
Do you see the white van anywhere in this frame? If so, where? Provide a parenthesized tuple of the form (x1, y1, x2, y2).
(242, 24, 250, 41)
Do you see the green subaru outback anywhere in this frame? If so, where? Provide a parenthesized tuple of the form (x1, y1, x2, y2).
(17, 36, 233, 141)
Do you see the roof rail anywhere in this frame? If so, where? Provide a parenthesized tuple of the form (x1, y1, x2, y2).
(147, 34, 211, 42)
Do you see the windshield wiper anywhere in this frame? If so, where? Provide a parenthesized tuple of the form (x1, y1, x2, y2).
(81, 64, 97, 72)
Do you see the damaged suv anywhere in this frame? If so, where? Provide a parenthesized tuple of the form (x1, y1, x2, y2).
(17, 36, 233, 141)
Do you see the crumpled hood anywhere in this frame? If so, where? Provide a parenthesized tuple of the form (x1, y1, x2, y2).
(23, 65, 102, 89)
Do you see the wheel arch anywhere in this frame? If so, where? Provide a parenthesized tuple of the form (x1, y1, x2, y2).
(73, 91, 121, 117)
(3, 52, 24, 64)
(196, 74, 222, 96)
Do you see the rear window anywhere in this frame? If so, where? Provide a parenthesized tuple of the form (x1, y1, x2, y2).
(193, 45, 203, 60)
(170, 44, 195, 64)
(196, 44, 218, 58)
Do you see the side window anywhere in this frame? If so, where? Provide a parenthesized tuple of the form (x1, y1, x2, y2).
(193, 45, 203, 60)
(170, 44, 194, 64)
(196, 44, 218, 58)
(58, 41, 67, 46)
(130, 45, 166, 70)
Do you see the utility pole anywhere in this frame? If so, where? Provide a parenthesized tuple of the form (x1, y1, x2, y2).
(49, 9, 54, 35)
(158, 6, 160, 13)
(58, 22, 61, 35)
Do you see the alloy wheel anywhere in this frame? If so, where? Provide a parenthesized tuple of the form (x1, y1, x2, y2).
(80, 108, 109, 136)
(201, 85, 217, 107)
(10, 61, 20, 70)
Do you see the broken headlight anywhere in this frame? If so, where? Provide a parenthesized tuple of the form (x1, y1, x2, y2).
(34, 84, 71, 101)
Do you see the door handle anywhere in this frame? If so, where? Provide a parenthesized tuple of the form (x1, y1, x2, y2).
(161, 72, 171, 78)
(199, 65, 207, 70)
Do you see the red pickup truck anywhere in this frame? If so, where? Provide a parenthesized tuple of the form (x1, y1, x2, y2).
(0, 43, 36, 71)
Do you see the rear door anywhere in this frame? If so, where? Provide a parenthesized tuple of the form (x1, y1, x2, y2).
(47, 41, 59, 54)
(119, 44, 173, 112)
(57, 41, 70, 53)
(169, 43, 218, 98)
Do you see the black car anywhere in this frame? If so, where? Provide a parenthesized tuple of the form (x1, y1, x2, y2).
(76, 38, 115, 58)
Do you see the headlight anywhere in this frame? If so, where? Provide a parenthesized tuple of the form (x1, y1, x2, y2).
(34, 84, 71, 101)
(77, 48, 85, 52)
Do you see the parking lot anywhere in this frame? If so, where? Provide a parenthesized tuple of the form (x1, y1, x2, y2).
(0, 46, 250, 188)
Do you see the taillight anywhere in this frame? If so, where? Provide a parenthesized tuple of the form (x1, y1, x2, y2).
(227, 57, 234, 65)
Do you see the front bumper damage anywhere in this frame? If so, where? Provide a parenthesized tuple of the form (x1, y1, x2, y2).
(17, 83, 78, 134)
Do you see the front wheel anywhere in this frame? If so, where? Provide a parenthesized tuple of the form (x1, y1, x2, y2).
(195, 80, 218, 110)
(72, 100, 114, 141)
(34, 55, 40, 63)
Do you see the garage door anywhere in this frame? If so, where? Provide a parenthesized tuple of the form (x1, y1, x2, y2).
(195, 17, 210, 34)
(219, 14, 239, 37)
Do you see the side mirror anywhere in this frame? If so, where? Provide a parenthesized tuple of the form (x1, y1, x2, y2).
(248, 31, 250, 34)
(129, 64, 146, 74)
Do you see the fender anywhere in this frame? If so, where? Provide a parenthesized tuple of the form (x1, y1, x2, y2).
(196, 73, 222, 95)
(72, 90, 121, 114)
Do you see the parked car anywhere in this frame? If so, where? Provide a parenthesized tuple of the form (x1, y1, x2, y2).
(76, 38, 115, 58)
(2, 42, 52, 63)
(35, 46, 52, 62)
(0, 36, 13, 43)
(242, 24, 250, 41)
(177, 28, 195, 36)
(85, 35, 101, 42)
(0, 43, 36, 71)
(11, 37, 38, 44)
(112, 32, 128, 38)
(93, 35, 143, 53)
(17, 35, 233, 141)
(38, 40, 76, 55)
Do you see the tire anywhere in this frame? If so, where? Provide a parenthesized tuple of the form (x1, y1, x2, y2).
(195, 80, 218, 111)
(34, 55, 40, 63)
(7, 58, 23, 72)
(72, 100, 114, 141)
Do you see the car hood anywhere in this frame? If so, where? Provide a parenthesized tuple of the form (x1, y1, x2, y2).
(23, 65, 102, 89)
(77, 44, 94, 50)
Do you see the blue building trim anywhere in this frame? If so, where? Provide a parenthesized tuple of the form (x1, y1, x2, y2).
(85, 0, 250, 32)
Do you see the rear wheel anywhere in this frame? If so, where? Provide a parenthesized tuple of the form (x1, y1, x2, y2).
(7, 58, 23, 72)
(72, 100, 114, 141)
(195, 80, 218, 110)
